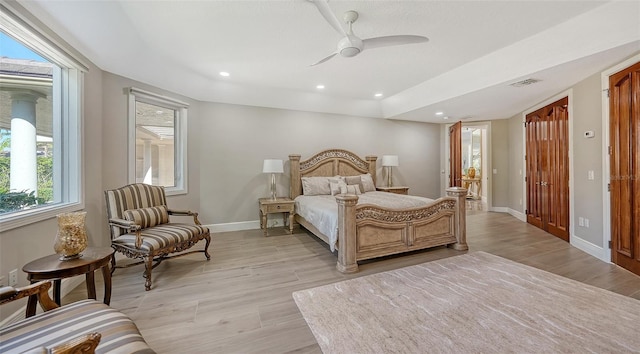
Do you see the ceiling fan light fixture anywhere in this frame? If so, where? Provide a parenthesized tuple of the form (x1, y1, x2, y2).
(340, 47, 360, 57)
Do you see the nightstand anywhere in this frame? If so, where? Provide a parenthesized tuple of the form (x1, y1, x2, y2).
(376, 186, 409, 195)
(259, 197, 295, 236)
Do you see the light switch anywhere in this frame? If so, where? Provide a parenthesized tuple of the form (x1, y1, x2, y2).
(588, 170, 594, 180)
(493, 169, 498, 175)
(578, 217, 584, 227)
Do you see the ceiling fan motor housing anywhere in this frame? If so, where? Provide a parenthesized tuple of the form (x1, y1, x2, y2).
(338, 35, 362, 57)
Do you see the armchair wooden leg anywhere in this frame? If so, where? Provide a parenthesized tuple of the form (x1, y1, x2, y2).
(144, 256, 153, 291)
(204, 235, 212, 260)
(110, 253, 117, 275)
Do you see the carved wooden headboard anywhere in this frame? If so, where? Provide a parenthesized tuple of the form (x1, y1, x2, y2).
(289, 149, 377, 199)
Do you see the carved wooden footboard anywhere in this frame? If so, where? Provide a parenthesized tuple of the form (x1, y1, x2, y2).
(290, 150, 467, 273)
(335, 188, 467, 273)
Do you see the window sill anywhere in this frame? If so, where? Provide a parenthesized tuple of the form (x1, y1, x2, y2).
(0, 201, 85, 233)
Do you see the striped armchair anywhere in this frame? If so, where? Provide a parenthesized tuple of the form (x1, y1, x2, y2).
(0, 281, 154, 353)
(105, 183, 211, 291)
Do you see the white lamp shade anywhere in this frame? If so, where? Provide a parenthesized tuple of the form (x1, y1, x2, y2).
(263, 159, 284, 173)
(381, 155, 399, 167)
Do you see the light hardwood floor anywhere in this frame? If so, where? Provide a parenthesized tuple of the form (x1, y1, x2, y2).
(66, 211, 640, 353)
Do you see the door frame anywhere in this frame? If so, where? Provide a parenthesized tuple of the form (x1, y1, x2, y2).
(521, 89, 574, 243)
(443, 121, 492, 210)
(602, 53, 640, 264)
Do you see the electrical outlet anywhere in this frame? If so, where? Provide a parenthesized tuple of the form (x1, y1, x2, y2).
(578, 217, 584, 227)
(9, 269, 18, 286)
(585, 218, 590, 228)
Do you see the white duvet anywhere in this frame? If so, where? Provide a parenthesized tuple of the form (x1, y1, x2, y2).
(294, 191, 434, 252)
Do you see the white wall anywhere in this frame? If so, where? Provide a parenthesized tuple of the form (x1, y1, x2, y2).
(198, 102, 442, 226)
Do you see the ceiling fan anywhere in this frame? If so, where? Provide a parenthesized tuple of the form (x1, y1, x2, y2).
(309, 0, 429, 66)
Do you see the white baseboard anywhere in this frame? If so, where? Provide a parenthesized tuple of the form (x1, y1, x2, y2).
(207, 218, 284, 233)
(489, 206, 509, 213)
(0, 276, 85, 327)
(508, 208, 526, 222)
(571, 235, 607, 262)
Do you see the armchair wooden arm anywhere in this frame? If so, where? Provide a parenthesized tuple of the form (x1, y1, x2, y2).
(168, 209, 202, 225)
(109, 218, 144, 248)
(0, 281, 58, 312)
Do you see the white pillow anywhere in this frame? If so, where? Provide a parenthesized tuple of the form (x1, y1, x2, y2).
(329, 179, 347, 196)
(301, 176, 331, 196)
(360, 173, 376, 192)
(341, 184, 361, 195)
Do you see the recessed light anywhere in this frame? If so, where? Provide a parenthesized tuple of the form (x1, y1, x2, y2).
(374, 93, 383, 97)
(316, 84, 325, 89)
(219, 71, 230, 77)
(443, 116, 449, 120)
(435, 111, 444, 116)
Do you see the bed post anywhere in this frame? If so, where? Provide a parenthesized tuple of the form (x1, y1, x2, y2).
(365, 156, 377, 186)
(335, 194, 359, 273)
(289, 154, 301, 199)
(446, 187, 468, 251)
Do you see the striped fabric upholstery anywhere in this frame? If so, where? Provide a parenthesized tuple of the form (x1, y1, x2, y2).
(124, 205, 170, 229)
(0, 300, 155, 354)
(105, 184, 168, 239)
(112, 223, 209, 253)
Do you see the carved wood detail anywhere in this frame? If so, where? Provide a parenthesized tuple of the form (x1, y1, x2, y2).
(355, 200, 456, 223)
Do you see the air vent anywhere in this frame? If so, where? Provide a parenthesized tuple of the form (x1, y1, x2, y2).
(509, 78, 541, 87)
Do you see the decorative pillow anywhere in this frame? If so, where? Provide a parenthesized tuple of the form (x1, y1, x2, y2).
(360, 173, 376, 192)
(344, 176, 364, 194)
(329, 179, 347, 196)
(301, 176, 331, 196)
(341, 184, 361, 195)
(123, 205, 169, 229)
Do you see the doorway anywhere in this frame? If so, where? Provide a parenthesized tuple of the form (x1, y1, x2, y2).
(525, 97, 570, 241)
(461, 126, 487, 202)
(608, 61, 640, 276)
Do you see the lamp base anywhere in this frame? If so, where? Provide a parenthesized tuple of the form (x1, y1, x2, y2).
(270, 173, 277, 200)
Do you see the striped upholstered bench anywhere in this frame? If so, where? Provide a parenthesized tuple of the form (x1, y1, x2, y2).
(0, 282, 154, 354)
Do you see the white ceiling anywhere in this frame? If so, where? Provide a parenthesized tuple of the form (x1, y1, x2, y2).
(16, 0, 640, 123)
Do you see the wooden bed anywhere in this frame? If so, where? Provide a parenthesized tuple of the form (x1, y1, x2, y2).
(289, 149, 468, 273)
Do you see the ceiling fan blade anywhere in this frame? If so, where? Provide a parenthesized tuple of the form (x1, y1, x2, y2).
(310, 52, 338, 66)
(363, 35, 429, 50)
(311, 0, 346, 36)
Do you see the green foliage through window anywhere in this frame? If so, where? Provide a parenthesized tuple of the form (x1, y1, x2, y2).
(0, 156, 53, 214)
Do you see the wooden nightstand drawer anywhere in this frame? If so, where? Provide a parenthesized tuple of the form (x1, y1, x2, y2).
(266, 203, 293, 213)
(376, 186, 409, 195)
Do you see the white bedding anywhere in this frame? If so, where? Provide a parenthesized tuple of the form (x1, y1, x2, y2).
(294, 191, 434, 251)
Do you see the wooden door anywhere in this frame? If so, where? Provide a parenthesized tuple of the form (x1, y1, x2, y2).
(609, 61, 640, 276)
(449, 121, 462, 187)
(526, 97, 570, 241)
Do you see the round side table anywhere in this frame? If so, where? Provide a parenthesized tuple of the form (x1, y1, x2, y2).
(22, 247, 114, 318)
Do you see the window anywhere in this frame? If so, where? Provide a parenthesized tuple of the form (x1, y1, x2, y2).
(128, 87, 188, 195)
(0, 4, 86, 231)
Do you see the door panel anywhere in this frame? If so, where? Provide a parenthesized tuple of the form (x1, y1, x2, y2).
(610, 61, 640, 276)
(526, 97, 569, 241)
(449, 121, 462, 187)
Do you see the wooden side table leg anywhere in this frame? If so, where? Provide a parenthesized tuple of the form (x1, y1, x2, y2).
(262, 213, 268, 236)
(53, 279, 62, 305)
(288, 212, 294, 234)
(86, 271, 97, 300)
(102, 264, 112, 305)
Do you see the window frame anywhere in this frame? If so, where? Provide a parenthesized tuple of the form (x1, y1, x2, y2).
(127, 87, 188, 196)
(0, 3, 87, 232)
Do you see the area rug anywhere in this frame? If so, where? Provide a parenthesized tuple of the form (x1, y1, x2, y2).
(292, 252, 640, 353)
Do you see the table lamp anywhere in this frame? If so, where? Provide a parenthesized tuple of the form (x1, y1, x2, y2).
(381, 155, 399, 187)
(263, 159, 284, 200)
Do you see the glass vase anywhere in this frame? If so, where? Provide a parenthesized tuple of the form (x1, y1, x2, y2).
(53, 211, 88, 260)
